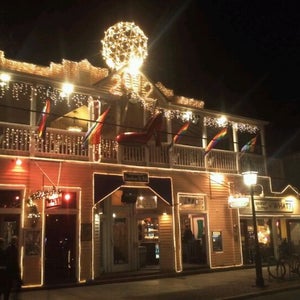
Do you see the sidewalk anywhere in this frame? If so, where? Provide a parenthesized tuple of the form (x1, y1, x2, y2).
(17, 267, 300, 300)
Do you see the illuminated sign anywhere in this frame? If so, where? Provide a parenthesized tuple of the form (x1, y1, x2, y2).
(228, 195, 250, 209)
(254, 198, 294, 212)
(179, 194, 205, 210)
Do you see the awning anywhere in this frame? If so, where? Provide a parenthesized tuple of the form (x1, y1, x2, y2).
(94, 174, 172, 205)
(148, 177, 172, 205)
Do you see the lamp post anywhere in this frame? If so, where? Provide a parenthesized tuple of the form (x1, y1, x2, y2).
(242, 171, 265, 288)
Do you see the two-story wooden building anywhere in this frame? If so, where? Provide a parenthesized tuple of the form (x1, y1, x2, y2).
(0, 22, 299, 288)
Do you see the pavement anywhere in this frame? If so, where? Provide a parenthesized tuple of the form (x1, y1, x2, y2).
(16, 267, 300, 300)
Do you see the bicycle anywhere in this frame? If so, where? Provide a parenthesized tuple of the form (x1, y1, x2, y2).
(268, 254, 300, 280)
(267, 256, 286, 280)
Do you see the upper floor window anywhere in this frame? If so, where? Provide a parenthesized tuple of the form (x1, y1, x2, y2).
(0, 190, 22, 208)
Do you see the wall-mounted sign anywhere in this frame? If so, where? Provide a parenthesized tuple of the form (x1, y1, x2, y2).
(239, 198, 295, 213)
(179, 194, 205, 210)
(254, 198, 294, 213)
(212, 231, 223, 252)
(123, 172, 149, 183)
(228, 195, 250, 209)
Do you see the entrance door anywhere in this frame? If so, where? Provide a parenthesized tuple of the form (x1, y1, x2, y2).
(44, 214, 76, 284)
(99, 192, 137, 273)
(180, 214, 207, 265)
(287, 220, 300, 253)
(113, 216, 129, 266)
(0, 214, 20, 246)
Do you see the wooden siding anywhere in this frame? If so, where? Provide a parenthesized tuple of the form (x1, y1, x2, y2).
(159, 212, 175, 272)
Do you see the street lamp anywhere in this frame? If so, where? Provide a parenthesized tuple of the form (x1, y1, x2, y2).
(242, 171, 265, 288)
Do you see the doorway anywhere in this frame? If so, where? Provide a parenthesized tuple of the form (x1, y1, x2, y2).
(287, 219, 300, 254)
(44, 214, 77, 284)
(180, 214, 207, 265)
(0, 214, 20, 247)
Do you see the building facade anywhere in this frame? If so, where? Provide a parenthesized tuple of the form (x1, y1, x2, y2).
(0, 44, 299, 288)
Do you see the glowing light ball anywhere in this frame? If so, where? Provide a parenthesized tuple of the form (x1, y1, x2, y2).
(101, 22, 148, 71)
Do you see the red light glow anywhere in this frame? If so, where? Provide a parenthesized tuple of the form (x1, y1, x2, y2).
(64, 193, 71, 201)
(16, 158, 22, 166)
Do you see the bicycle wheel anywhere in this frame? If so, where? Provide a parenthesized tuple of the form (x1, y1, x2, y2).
(268, 257, 286, 279)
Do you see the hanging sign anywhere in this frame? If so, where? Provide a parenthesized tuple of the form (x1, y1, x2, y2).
(228, 195, 250, 209)
(123, 172, 149, 183)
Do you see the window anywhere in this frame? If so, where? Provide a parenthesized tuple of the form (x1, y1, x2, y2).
(0, 190, 21, 208)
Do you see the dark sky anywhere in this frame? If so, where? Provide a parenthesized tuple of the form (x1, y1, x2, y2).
(0, 0, 299, 156)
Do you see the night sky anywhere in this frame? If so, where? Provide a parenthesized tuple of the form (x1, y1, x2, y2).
(0, 0, 299, 156)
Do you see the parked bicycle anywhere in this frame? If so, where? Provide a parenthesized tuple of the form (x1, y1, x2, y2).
(267, 253, 300, 280)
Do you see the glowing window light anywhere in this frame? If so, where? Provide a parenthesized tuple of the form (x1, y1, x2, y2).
(67, 126, 82, 132)
(210, 173, 224, 185)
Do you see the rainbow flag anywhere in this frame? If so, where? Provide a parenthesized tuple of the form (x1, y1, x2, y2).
(37, 99, 51, 138)
(241, 136, 257, 153)
(83, 106, 110, 146)
(173, 122, 190, 144)
(204, 127, 227, 156)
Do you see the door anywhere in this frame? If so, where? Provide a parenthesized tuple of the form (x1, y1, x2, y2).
(113, 216, 129, 266)
(287, 220, 300, 254)
(44, 214, 77, 284)
(180, 214, 207, 265)
(100, 194, 136, 273)
(111, 205, 136, 272)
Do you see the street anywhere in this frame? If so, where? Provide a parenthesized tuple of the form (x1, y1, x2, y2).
(15, 268, 300, 300)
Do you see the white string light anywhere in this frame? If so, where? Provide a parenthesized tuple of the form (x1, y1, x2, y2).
(101, 22, 148, 71)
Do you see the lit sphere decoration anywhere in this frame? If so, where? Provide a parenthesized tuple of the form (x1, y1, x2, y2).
(101, 22, 148, 71)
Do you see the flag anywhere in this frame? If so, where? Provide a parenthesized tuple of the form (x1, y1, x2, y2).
(173, 122, 190, 144)
(241, 136, 257, 153)
(204, 127, 227, 156)
(37, 99, 51, 138)
(82, 106, 110, 146)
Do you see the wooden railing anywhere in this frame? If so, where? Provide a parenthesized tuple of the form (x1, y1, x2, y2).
(0, 122, 269, 175)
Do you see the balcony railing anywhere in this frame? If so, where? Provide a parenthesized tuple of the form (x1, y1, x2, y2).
(0, 122, 268, 175)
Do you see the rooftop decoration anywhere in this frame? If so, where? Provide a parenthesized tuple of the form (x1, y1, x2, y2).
(101, 22, 148, 72)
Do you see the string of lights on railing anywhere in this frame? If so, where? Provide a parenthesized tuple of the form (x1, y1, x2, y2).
(0, 77, 259, 134)
(204, 116, 259, 134)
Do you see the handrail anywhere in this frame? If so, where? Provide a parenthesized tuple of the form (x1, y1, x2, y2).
(0, 123, 269, 175)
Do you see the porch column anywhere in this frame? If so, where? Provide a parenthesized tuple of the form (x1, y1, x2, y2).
(29, 85, 37, 126)
(259, 126, 267, 175)
(232, 123, 240, 173)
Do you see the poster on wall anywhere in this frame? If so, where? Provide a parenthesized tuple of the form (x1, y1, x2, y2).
(212, 231, 223, 252)
(24, 230, 41, 256)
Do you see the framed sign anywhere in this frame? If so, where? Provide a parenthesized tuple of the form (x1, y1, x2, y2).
(24, 229, 41, 256)
(179, 194, 205, 211)
(123, 172, 149, 183)
(212, 231, 223, 252)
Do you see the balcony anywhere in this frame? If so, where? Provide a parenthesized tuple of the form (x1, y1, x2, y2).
(0, 121, 268, 175)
